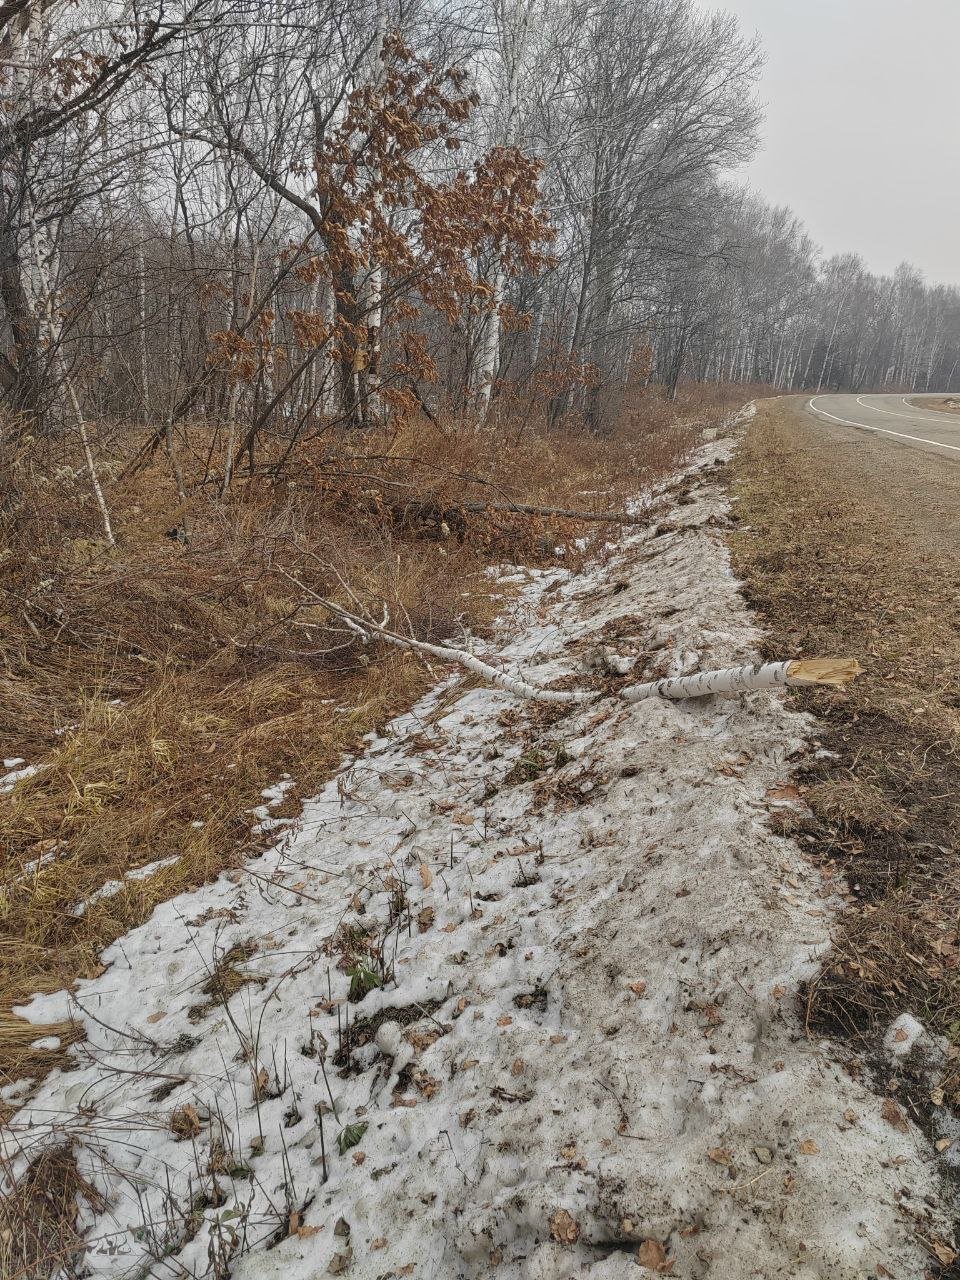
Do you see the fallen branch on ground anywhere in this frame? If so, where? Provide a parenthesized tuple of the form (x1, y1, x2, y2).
(280, 572, 862, 707)
(278, 572, 591, 704)
(621, 658, 863, 702)
(325, 483, 663, 528)
(450, 498, 659, 524)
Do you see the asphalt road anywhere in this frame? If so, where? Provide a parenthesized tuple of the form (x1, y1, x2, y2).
(807, 393, 960, 461)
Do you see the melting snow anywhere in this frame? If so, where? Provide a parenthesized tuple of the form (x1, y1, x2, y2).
(1, 432, 951, 1278)
(0, 762, 41, 793)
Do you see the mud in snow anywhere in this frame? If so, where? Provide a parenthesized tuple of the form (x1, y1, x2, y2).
(3, 423, 953, 1278)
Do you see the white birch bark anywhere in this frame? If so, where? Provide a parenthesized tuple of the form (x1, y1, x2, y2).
(472, 0, 532, 413)
(621, 659, 861, 703)
(28, 203, 115, 547)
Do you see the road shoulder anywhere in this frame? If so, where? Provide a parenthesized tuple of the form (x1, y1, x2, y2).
(729, 397, 960, 1237)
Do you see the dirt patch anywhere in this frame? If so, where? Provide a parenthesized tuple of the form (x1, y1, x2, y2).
(729, 398, 960, 1074)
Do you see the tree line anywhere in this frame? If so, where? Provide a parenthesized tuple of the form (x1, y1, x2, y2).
(0, 0, 957, 491)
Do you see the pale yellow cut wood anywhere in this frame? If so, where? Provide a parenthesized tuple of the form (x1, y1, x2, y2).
(786, 658, 863, 688)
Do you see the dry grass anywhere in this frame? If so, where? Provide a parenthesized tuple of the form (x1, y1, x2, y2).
(0, 1143, 105, 1280)
(908, 396, 960, 415)
(0, 382, 747, 1107)
(729, 397, 960, 1078)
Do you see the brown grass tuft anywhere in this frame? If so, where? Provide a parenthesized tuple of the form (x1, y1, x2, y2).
(0, 1143, 105, 1280)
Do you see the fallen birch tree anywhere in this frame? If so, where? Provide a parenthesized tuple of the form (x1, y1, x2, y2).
(620, 659, 862, 702)
(283, 573, 861, 705)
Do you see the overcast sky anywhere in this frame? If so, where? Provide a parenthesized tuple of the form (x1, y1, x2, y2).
(717, 0, 960, 285)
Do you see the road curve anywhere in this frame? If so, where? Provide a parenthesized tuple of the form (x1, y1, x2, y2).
(807, 392, 960, 460)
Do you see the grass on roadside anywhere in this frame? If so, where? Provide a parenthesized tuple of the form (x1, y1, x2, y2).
(0, 383, 746, 1103)
(729, 397, 960, 1081)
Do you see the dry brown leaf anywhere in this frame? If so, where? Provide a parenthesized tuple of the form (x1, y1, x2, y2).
(297, 1224, 322, 1239)
(352, 1150, 366, 1165)
(797, 1139, 820, 1156)
(511, 1058, 525, 1076)
(893, 1027, 909, 1043)
(636, 1238, 674, 1273)
(707, 1147, 732, 1166)
(766, 783, 801, 802)
(881, 1098, 909, 1133)
(549, 1208, 580, 1246)
(932, 1239, 957, 1266)
(419, 862, 433, 889)
(628, 981, 648, 997)
(253, 1066, 271, 1099)
(497, 1016, 513, 1027)
(146, 1010, 166, 1023)
(170, 1103, 202, 1140)
(371, 1239, 387, 1251)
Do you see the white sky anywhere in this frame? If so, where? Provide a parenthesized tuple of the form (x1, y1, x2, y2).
(717, 0, 960, 285)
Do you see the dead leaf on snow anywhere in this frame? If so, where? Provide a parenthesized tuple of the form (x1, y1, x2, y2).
(549, 1208, 580, 1246)
(931, 1239, 957, 1267)
(766, 783, 801, 802)
(628, 981, 648, 997)
(797, 1139, 820, 1156)
(707, 1147, 732, 1166)
(146, 1010, 166, 1023)
(636, 1238, 675, 1273)
(419, 862, 433, 889)
(881, 1098, 909, 1134)
(170, 1103, 202, 1140)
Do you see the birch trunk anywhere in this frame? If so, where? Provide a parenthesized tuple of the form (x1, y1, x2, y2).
(622, 659, 861, 703)
(28, 205, 115, 546)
